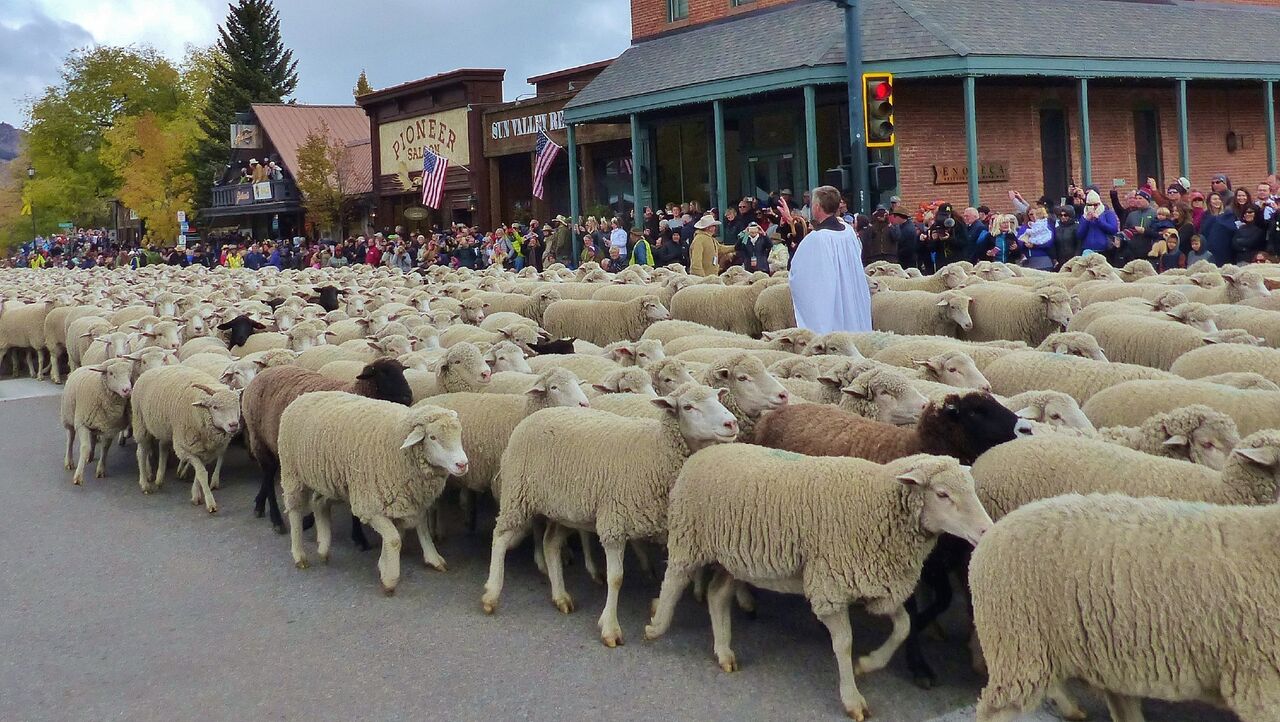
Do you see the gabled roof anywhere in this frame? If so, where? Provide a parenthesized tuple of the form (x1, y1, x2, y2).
(342, 139, 373, 196)
(250, 104, 370, 182)
(566, 0, 1280, 122)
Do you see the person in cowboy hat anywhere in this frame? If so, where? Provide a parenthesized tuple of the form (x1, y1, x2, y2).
(689, 213, 736, 277)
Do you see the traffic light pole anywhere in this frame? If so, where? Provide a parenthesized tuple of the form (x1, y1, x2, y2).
(838, 0, 869, 215)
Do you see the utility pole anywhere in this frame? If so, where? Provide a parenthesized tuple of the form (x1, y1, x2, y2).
(836, 0, 868, 215)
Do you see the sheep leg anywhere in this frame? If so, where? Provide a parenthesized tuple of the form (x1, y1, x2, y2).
(153, 442, 169, 489)
(733, 582, 757, 618)
(35, 348, 48, 380)
(254, 454, 287, 534)
(482, 523, 523, 614)
(135, 435, 155, 493)
(64, 425, 75, 471)
(366, 514, 402, 595)
(283, 485, 309, 569)
(692, 567, 708, 602)
(579, 530, 603, 584)
(72, 425, 93, 486)
(312, 495, 333, 563)
(817, 607, 869, 722)
(544, 522, 574, 613)
(182, 453, 216, 513)
(644, 562, 696, 640)
(457, 488, 475, 533)
(48, 349, 59, 383)
(855, 603, 910, 675)
(414, 508, 447, 571)
(93, 430, 111, 478)
(351, 517, 372, 551)
(1045, 681, 1087, 721)
(629, 540, 657, 581)
(1102, 692, 1144, 722)
(209, 453, 224, 490)
(596, 540, 626, 648)
(707, 568, 738, 672)
(25, 349, 37, 378)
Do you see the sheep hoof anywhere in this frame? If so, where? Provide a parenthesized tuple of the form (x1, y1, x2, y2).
(95, 468, 106, 479)
(253, 507, 265, 519)
(643, 625, 661, 641)
(191, 499, 200, 506)
(718, 655, 738, 673)
(381, 584, 396, 597)
(72, 476, 83, 486)
(600, 632, 623, 648)
(845, 705, 869, 721)
(64, 461, 73, 471)
(272, 524, 287, 535)
(207, 505, 218, 514)
(426, 559, 447, 572)
(295, 560, 310, 570)
(481, 598, 497, 615)
(553, 596, 575, 614)
(1061, 711, 1087, 722)
(318, 553, 329, 564)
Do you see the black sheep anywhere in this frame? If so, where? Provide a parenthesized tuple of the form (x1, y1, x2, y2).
(309, 285, 345, 313)
(528, 337, 578, 355)
(217, 314, 267, 349)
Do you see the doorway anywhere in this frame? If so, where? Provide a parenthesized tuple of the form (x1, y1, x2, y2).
(744, 153, 796, 202)
(1039, 108, 1071, 202)
(1134, 109, 1163, 185)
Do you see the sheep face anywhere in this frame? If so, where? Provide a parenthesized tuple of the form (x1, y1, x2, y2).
(1038, 332, 1107, 362)
(806, 333, 864, 358)
(219, 359, 261, 390)
(710, 356, 789, 417)
(639, 297, 671, 323)
(412, 328, 441, 351)
(486, 341, 532, 373)
(356, 359, 413, 406)
(377, 335, 415, 359)
(439, 345, 492, 385)
(1163, 303, 1218, 333)
(594, 368, 656, 398)
(95, 332, 132, 360)
(650, 359, 697, 395)
(632, 340, 666, 369)
(603, 341, 638, 365)
(894, 458, 992, 547)
(1158, 409, 1241, 471)
(936, 291, 974, 332)
(1014, 393, 1095, 434)
(217, 315, 267, 348)
(191, 386, 242, 435)
(762, 328, 813, 355)
(274, 309, 299, 332)
(528, 369, 591, 408)
(497, 324, 541, 353)
(146, 322, 183, 351)
(89, 359, 134, 398)
(1204, 330, 1264, 346)
(842, 371, 927, 425)
(1037, 288, 1074, 330)
(939, 265, 969, 289)
(1149, 290, 1189, 312)
(930, 393, 1026, 460)
(652, 383, 739, 448)
(400, 408, 469, 477)
(916, 353, 989, 391)
(461, 298, 488, 325)
(1223, 271, 1272, 300)
(286, 324, 327, 352)
(769, 357, 821, 382)
(344, 295, 368, 316)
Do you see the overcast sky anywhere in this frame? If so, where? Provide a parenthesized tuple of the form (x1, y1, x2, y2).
(1, 0, 633, 126)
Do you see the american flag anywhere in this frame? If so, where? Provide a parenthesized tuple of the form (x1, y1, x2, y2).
(532, 130, 562, 200)
(620, 157, 633, 175)
(420, 148, 449, 209)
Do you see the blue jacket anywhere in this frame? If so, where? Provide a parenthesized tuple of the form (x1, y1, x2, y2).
(1200, 212, 1236, 267)
(1077, 209, 1119, 252)
(244, 251, 266, 270)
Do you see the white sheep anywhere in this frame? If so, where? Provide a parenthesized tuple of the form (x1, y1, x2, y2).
(60, 358, 135, 486)
(1196, 371, 1280, 391)
(1003, 390, 1095, 433)
(871, 289, 973, 337)
(130, 365, 242, 513)
(543, 295, 671, 346)
(971, 492, 1280, 722)
(1034, 331, 1107, 361)
(668, 278, 786, 337)
(1098, 404, 1240, 469)
(959, 284, 1073, 346)
(278, 392, 468, 594)
(481, 383, 739, 647)
(646, 447, 991, 720)
(404, 342, 493, 402)
(838, 367, 930, 425)
(872, 338, 1015, 372)
(985, 350, 1176, 404)
(1206, 303, 1280, 347)
(1083, 380, 1280, 435)
(1170, 343, 1280, 387)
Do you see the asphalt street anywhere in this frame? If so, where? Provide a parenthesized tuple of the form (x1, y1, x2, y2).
(0, 385, 1238, 722)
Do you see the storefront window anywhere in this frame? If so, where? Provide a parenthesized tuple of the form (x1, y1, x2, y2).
(654, 119, 710, 209)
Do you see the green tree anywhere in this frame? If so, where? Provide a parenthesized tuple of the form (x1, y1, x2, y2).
(353, 69, 373, 99)
(195, 0, 298, 206)
(22, 45, 182, 232)
(295, 121, 357, 240)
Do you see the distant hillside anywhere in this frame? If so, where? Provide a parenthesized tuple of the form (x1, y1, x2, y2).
(0, 123, 22, 163)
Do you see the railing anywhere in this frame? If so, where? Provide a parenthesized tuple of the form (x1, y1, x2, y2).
(210, 179, 299, 208)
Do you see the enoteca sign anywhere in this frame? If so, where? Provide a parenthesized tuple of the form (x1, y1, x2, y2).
(932, 161, 1010, 185)
(378, 107, 471, 192)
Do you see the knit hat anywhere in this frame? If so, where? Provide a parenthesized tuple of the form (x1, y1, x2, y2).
(1084, 190, 1104, 208)
(1136, 189, 1153, 201)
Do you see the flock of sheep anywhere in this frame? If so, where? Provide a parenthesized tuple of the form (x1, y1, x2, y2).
(3, 252, 1280, 722)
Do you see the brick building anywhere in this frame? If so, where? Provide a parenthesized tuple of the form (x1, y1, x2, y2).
(564, 0, 1280, 224)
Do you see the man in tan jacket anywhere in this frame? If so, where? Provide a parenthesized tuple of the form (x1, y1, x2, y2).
(689, 213, 737, 277)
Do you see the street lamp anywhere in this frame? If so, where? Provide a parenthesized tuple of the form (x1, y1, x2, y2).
(26, 164, 35, 237)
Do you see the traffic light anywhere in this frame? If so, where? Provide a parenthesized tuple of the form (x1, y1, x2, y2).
(863, 73, 895, 148)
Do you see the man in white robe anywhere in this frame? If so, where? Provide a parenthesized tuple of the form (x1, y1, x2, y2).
(787, 185, 872, 333)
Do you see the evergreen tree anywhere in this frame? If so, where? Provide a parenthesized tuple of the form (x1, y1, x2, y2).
(353, 69, 373, 99)
(194, 0, 298, 207)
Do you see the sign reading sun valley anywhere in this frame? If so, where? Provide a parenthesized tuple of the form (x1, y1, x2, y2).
(491, 110, 565, 140)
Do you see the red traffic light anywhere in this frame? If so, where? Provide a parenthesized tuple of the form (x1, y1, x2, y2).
(871, 81, 892, 101)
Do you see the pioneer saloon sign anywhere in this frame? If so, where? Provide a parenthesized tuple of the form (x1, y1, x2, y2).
(378, 107, 471, 191)
(932, 161, 1010, 185)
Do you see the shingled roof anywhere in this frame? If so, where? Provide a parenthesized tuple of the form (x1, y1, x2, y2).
(567, 0, 1280, 118)
(250, 104, 370, 185)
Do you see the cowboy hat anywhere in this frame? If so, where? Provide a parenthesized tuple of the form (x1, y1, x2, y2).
(693, 214, 720, 230)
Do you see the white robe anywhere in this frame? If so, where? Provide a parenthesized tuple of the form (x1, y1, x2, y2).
(789, 217, 872, 334)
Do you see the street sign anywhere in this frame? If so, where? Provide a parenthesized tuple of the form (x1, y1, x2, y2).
(58, 222, 74, 229)
(176, 211, 187, 223)
(178, 235, 187, 248)
(180, 221, 189, 233)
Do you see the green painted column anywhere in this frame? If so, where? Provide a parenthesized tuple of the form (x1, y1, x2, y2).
(803, 85, 820, 193)
(963, 75, 979, 207)
(1177, 79, 1190, 179)
(1266, 81, 1277, 174)
(1079, 78, 1092, 187)
(713, 100, 728, 215)
(630, 113, 642, 229)
(567, 123, 581, 263)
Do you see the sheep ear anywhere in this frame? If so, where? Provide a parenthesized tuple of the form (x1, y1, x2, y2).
(912, 357, 939, 372)
(841, 382, 869, 399)
(1162, 434, 1189, 448)
(590, 383, 612, 393)
(1163, 310, 1182, 321)
(527, 382, 549, 396)
(251, 320, 267, 330)
(1202, 336, 1221, 345)
(761, 331, 779, 341)
(191, 399, 212, 408)
(935, 299, 949, 307)
(895, 470, 927, 487)
(86, 365, 106, 373)
(253, 359, 270, 368)
(1233, 446, 1278, 467)
(816, 373, 842, 388)
(400, 426, 427, 450)
(191, 383, 218, 395)
(365, 340, 380, 350)
(650, 395, 678, 415)
(714, 366, 731, 380)
(1014, 406, 1038, 420)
